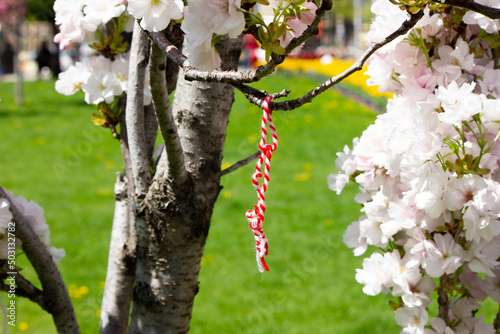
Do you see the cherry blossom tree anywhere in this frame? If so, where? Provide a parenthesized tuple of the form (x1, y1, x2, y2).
(3, 0, 500, 333)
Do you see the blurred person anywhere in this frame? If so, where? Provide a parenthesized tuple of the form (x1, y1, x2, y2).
(36, 41, 52, 77)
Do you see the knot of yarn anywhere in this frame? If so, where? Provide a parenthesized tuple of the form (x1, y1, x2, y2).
(246, 95, 277, 273)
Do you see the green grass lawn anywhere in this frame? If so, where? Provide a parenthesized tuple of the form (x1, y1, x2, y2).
(0, 73, 399, 333)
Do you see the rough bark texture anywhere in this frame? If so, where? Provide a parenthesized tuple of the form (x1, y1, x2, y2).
(100, 173, 136, 334)
(128, 36, 243, 333)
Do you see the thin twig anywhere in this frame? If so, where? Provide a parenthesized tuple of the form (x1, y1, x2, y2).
(438, 0, 500, 19)
(271, 11, 423, 111)
(150, 43, 189, 185)
(221, 151, 260, 176)
(0, 269, 45, 310)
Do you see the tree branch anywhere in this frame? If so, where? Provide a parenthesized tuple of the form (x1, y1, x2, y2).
(270, 11, 423, 111)
(437, 0, 500, 19)
(150, 43, 189, 185)
(221, 150, 260, 176)
(0, 186, 80, 333)
(144, 103, 159, 169)
(149, 0, 332, 85)
(0, 264, 45, 310)
(126, 20, 152, 198)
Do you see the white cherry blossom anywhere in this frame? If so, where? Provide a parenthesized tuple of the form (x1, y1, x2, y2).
(127, 0, 183, 32)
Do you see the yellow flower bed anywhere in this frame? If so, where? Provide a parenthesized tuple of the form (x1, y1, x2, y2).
(257, 57, 393, 99)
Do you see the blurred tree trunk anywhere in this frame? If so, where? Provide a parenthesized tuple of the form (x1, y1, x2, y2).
(14, 19, 23, 105)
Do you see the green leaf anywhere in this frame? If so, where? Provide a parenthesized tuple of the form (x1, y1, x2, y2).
(445, 160, 461, 171)
(271, 43, 286, 55)
(476, 168, 491, 175)
(408, 6, 422, 13)
(257, 26, 268, 43)
(489, 40, 500, 49)
(273, 21, 288, 40)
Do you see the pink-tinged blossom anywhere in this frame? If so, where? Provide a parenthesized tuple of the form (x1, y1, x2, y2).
(407, 163, 447, 219)
(423, 233, 465, 278)
(183, 30, 220, 71)
(465, 237, 500, 276)
(343, 219, 367, 256)
(330, 2, 500, 332)
(355, 252, 395, 296)
(4, 191, 65, 263)
(478, 68, 500, 98)
(484, 269, 500, 302)
(9, 194, 49, 236)
(451, 298, 495, 333)
(184, 0, 245, 38)
(425, 317, 454, 334)
(432, 38, 474, 86)
(416, 11, 444, 39)
(327, 137, 358, 194)
(436, 82, 483, 126)
(445, 174, 486, 211)
(459, 267, 489, 301)
(394, 306, 428, 334)
(407, 228, 438, 264)
(400, 65, 437, 101)
(463, 0, 500, 33)
(278, 2, 317, 47)
(365, 0, 409, 49)
(365, 55, 399, 93)
(462, 186, 500, 242)
(127, 0, 183, 32)
(53, 0, 97, 49)
(391, 257, 435, 308)
(181, 0, 245, 70)
(49, 246, 66, 264)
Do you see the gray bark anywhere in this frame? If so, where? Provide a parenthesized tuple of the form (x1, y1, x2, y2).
(128, 36, 243, 333)
(126, 20, 152, 197)
(100, 173, 135, 334)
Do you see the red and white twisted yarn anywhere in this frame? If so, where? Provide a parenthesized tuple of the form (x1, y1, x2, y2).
(246, 95, 277, 272)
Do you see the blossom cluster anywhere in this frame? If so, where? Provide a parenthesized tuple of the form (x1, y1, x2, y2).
(53, 0, 127, 50)
(53, 0, 318, 72)
(329, 2, 500, 333)
(0, 192, 65, 264)
(55, 53, 152, 106)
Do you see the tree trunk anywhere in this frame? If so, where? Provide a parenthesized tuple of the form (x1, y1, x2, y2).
(100, 173, 135, 334)
(128, 36, 243, 333)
